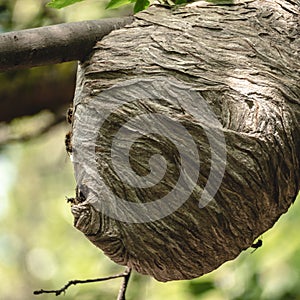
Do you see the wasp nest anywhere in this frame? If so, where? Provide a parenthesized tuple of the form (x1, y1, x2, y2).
(69, 1, 299, 282)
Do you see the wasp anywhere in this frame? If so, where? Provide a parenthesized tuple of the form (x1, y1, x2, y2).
(66, 186, 86, 205)
(65, 131, 72, 154)
(251, 239, 263, 253)
(66, 107, 73, 125)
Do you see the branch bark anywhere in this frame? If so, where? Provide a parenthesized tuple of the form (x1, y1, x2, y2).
(0, 64, 76, 123)
(0, 17, 134, 71)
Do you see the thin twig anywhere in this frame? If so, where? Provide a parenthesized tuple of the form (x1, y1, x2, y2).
(33, 268, 131, 297)
(117, 267, 132, 300)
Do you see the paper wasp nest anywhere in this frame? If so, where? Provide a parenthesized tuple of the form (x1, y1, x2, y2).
(69, 2, 299, 282)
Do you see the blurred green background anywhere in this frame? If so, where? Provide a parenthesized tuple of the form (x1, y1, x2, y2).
(0, 1, 300, 299)
(0, 125, 300, 300)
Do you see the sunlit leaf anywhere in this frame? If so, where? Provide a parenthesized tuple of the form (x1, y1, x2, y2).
(46, 0, 85, 9)
(133, 0, 150, 13)
(106, 0, 135, 10)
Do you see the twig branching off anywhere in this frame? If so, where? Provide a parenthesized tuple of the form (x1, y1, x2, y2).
(33, 267, 132, 299)
(117, 267, 132, 300)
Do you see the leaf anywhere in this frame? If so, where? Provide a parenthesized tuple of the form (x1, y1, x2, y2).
(106, 0, 135, 10)
(205, 0, 234, 4)
(133, 0, 150, 13)
(46, 0, 85, 9)
(175, 0, 187, 4)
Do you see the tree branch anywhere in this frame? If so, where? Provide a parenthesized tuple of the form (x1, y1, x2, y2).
(33, 267, 132, 298)
(0, 64, 76, 123)
(0, 17, 134, 71)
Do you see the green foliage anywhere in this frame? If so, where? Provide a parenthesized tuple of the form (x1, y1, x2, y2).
(47, 0, 150, 12)
(187, 281, 215, 296)
(133, 0, 150, 13)
(106, 0, 135, 10)
(205, 0, 234, 4)
(174, 0, 189, 5)
(46, 0, 234, 14)
(47, 0, 150, 13)
(0, 2, 13, 33)
(1, 123, 300, 300)
(47, 0, 85, 9)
